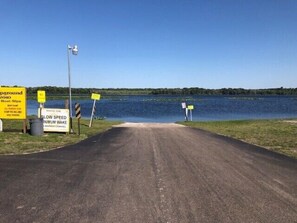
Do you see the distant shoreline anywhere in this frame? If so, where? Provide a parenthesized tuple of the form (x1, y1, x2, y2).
(26, 94, 297, 101)
(2, 86, 296, 97)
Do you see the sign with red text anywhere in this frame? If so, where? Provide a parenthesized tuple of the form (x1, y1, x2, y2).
(0, 87, 27, 119)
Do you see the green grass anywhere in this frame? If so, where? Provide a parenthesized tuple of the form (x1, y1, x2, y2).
(179, 119, 297, 159)
(0, 118, 122, 155)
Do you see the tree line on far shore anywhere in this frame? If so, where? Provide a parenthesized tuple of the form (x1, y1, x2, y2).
(19, 86, 297, 96)
(150, 87, 297, 95)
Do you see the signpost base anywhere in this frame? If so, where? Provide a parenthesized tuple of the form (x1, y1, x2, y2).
(23, 119, 27, 133)
(69, 117, 73, 133)
(78, 119, 80, 135)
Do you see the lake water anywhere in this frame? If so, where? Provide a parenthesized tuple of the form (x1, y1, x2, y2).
(27, 95, 297, 122)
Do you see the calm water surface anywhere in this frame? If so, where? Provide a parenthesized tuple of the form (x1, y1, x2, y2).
(27, 95, 297, 122)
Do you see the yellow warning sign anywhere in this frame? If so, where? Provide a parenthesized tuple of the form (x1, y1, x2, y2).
(91, 93, 101, 100)
(0, 87, 27, 119)
(187, 105, 194, 110)
(37, 90, 46, 103)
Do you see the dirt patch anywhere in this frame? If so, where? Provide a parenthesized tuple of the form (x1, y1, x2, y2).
(283, 120, 297, 125)
(115, 122, 186, 129)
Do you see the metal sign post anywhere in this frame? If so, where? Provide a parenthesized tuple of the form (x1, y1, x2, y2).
(181, 102, 188, 121)
(37, 90, 46, 118)
(187, 105, 194, 121)
(89, 100, 96, 127)
(89, 93, 101, 128)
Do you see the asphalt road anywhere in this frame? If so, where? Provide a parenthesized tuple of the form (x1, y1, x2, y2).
(0, 123, 296, 223)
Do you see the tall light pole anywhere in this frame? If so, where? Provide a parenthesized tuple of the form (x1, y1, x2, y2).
(67, 44, 78, 132)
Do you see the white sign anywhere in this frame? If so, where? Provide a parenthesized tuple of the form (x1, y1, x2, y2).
(40, 108, 70, 132)
(181, 102, 186, 109)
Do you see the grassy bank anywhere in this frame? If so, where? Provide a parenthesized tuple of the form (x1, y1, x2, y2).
(179, 119, 297, 159)
(0, 119, 122, 155)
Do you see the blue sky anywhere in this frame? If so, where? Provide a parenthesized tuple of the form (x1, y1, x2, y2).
(1, 0, 297, 89)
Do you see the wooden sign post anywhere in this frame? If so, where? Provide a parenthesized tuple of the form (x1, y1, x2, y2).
(75, 103, 81, 135)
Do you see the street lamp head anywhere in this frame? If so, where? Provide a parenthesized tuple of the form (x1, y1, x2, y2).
(72, 45, 78, 55)
(67, 44, 78, 130)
